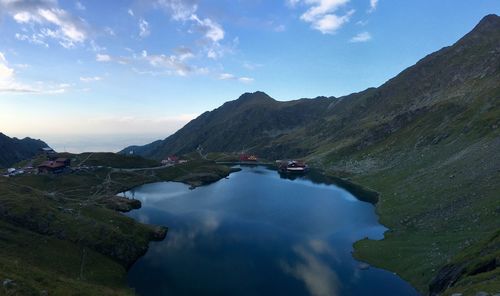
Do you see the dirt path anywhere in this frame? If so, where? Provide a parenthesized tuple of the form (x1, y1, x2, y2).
(77, 153, 94, 167)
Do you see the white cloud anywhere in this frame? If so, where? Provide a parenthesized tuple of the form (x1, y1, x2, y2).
(286, 0, 301, 8)
(104, 27, 115, 36)
(156, 0, 198, 21)
(15, 32, 49, 47)
(190, 14, 224, 42)
(93, 2, 230, 78)
(143, 52, 193, 76)
(80, 76, 102, 82)
(238, 77, 254, 83)
(0, 52, 14, 82)
(14, 63, 30, 69)
(274, 24, 286, 32)
(154, 0, 227, 59)
(75, 2, 86, 11)
(0, 0, 88, 48)
(0, 51, 69, 94)
(311, 10, 354, 34)
(173, 47, 195, 61)
(218, 73, 235, 80)
(218, 73, 254, 83)
(369, 0, 378, 12)
(243, 61, 263, 70)
(350, 31, 371, 42)
(356, 19, 368, 26)
(300, 0, 350, 22)
(96, 54, 111, 62)
(290, 0, 354, 34)
(0, 51, 35, 93)
(139, 18, 151, 38)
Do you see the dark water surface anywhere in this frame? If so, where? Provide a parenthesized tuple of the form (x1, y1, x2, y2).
(124, 166, 419, 296)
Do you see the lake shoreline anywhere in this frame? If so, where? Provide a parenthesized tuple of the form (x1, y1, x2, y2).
(116, 164, 242, 271)
(124, 163, 416, 295)
(216, 162, 380, 204)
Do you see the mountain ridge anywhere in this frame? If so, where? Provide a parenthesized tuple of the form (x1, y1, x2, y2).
(0, 132, 50, 168)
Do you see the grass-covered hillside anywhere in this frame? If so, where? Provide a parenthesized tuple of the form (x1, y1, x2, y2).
(121, 14, 500, 295)
(120, 92, 334, 159)
(0, 153, 234, 295)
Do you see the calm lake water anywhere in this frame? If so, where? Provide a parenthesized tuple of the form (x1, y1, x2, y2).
(123, 166, 419, 296)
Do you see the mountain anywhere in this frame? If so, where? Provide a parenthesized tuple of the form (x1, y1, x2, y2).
(0, 133, 49, 167)
(122, 14, 500, 163)
(121, 91, 334, 159)
(121, 15, 500, 294)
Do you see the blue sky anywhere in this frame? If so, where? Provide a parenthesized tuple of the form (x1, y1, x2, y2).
(0, 0, 499, 152)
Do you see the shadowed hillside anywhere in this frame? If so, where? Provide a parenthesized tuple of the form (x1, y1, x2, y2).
(121, 91, 334, 159)
(0, 133, 49, 168)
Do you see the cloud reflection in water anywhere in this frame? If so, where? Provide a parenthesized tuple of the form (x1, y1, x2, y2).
(281, 240, 340, 296)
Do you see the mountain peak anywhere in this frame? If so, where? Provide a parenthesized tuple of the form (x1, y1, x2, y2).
(236, 91, 274, 103)
(466, 14, 500, 37)
(478, 14, 500, 26)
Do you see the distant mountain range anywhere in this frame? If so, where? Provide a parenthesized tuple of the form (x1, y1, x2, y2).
(121, 14, 500, 294)
(0, 133, 49, 168)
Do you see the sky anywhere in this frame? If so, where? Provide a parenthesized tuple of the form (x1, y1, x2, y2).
(0, 0, 499, 152)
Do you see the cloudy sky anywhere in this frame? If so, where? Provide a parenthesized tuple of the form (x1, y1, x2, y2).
(0, 0, 498, 152)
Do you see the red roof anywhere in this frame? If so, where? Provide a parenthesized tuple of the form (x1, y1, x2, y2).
(38, 161, 66, 169)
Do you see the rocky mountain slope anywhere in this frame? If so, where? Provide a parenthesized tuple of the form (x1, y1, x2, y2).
(121, 91, 334, 159)
(0, 133, 49, 168)
(122, 14, 500, 295)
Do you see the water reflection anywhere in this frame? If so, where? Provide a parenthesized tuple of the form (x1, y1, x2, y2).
(125, 166, 419, 296)
(281, 240, 341, 296)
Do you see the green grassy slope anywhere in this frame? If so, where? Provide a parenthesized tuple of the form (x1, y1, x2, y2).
(120, 92, 334, 159)
(0, 155, 234, 295)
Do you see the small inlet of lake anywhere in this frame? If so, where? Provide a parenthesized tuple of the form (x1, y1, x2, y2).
(122, 166, 419, 296)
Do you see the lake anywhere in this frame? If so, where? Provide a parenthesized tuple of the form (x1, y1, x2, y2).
(123, 166, 419, 296)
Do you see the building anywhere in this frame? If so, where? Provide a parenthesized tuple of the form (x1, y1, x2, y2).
(161, 156, 179, 166)
(55, 158, 71, 166)
(240, 154, 258, 162)
(38, 158, 70, 174)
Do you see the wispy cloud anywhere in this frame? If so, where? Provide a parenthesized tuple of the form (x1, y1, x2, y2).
(286, 0, 301, 8)
(139, 18, 151, 38)
(289, 0, 354, 34)
(156, 0, 198, 21)
(80, 76, 102, 82)
(243, 61, 263, 70)
(75, 1, 85, 11)
(0, 52, 15, 82)
(218, 73, 254, 83)
(142, 50, 194, 76)
(0, 52, 70, 94)
(190, 14, 224, 42)
(350, 31, 372, 42)
(0, 0, 88, 48)
(155, 0, 227, 59)
(96, 54, 112, 62)
(99, 48, 204, 77)
(368, 0, 378, 13)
